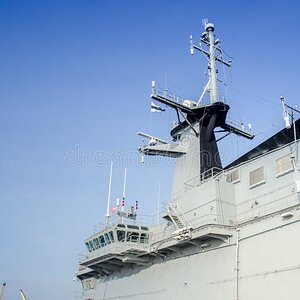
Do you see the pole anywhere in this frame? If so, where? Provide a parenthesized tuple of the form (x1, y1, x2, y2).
(234, 228, 240, 300)
(122, 167, 127, 202)
(105, 161, 113, 225)
(0, 283, 6, 300)
(120, 167, 127, 224)
(20, 290, 27, 300)
(206, 23, 218, 103)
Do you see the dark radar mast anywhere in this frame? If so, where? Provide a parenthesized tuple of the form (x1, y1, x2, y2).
(141, 20, 253, 177)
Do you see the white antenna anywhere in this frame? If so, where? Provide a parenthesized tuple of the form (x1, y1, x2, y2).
(119, 167, 127, 224)
(165, 71, 168, 91)
(0, 283, 6, 300)
(122, 167, 127, 215)
(190, 35, 194, 55)
(20, 289, 27, 300)
(105, 161, 113, 225)
(122, 167, 127, 202)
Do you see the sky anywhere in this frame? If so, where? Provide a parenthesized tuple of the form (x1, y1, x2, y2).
(0, 0, 300, 299)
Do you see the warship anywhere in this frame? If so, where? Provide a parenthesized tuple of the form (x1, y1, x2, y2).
(76, 20, 300, 299)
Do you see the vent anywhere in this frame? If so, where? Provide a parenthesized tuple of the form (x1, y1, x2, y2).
(249, 166, 265, 188)
(227, 168, 240, 183)
(276, 154, 293, 177)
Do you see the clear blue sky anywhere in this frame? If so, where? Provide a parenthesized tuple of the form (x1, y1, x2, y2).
(1, 0, 300, 299)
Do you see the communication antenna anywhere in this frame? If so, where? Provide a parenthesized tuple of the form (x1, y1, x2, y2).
(119, 167, 127, 223)
(105, 161, 113, 225)
(20, 290, 27, 300)
(122, 167, 127, 209)
(202, 19, 208, 27)
(0, 283, 6, 300)
(190, 35, 194, 55)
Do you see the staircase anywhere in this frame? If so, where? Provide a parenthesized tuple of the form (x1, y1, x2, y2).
(163, 203, 192, 229)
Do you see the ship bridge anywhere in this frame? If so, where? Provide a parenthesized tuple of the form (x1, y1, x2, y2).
(77, 223, 151, 279)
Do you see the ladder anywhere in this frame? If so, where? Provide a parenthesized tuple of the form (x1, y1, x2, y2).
(167, 202, 192, 229)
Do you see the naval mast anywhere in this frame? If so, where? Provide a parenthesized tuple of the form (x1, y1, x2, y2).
(76, 20, 300, 300)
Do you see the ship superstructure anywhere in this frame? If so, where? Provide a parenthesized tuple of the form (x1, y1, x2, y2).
(76, 21, 300, 300)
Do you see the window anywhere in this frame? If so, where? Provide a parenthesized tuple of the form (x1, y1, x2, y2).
(108, 231, 114, 242)
(98, 235, 106, 247)
(85, 242, 91, 252)
(276, 154, 293, 177)
(126, 231, 139, 242)
(93, 238, 100, 249)
(249, 166, 265, 188)
(104, 233, 111, 245)
(140, 233, 149, 243)
(89, 241, 95, 251)
(227, 168, 240, 183)
(117, 230, 125, 242)
(117, 224, 126, 228)
(127, 225, 139, 230)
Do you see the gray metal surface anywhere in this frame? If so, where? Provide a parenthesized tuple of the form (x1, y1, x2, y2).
(76, 21, 300, 300)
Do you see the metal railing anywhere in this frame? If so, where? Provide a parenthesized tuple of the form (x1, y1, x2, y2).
(151, 85, 185, 105)
(92, 213, 157, 234)
(184, 167, 223, 190)
(226, 118, 252, 135)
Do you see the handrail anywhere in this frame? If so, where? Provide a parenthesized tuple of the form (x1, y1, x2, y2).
(151, 86, 185, 105)
(172, 203, 193, 227)
(226, 118, 252, 135)
(184, 167, 223, 190)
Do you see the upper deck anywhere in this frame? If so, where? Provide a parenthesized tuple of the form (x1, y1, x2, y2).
(77, 223, 151, 278)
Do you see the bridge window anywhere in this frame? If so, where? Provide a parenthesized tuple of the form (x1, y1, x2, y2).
(93, 238, 100, 249)
(117, 224, 126, 228)
(99, 235, 106, 247)
(117, 230, 126, 242)
(104, 233, 112, 245)
(127, 225, 139, 230)
(85, 242, 92, 252)
(140, 233, 149, 243)
(108, 231, 114, 242)
(126, 231, 139, 242)
(89, 241, 95, 251)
